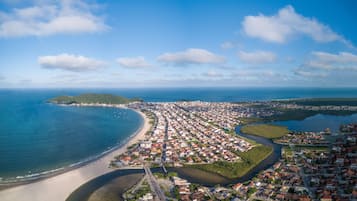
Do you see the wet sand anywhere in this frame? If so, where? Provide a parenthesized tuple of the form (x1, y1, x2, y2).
(88, 173, 144, 201)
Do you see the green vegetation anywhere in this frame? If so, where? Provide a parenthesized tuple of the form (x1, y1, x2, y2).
(48, 93, 142, 105)
(125, 182, 151, 201)
(172, 186, 180, 199)
(247, 187, 257, 198)
(266, 108, 356, 122)
(236, 135, 258, 146)
(224, 128, 237, 135)
(154, 171, 178, 179)
(168, 171, 178, 177)
(189, 145, 273, 179)
(263, 98, 357, 121)
(278, 98, 357, 106)
(282, 147, 293, 158)
(237, 117, 262, 125)
(283, 145, 328, 152)
(241, 124, 289, 139)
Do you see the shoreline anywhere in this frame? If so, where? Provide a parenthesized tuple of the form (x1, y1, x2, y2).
(0, 107, 151, 201)
(0, 104, 142, 185)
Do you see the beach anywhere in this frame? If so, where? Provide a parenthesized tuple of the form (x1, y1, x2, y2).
(0, 109, 150, 201)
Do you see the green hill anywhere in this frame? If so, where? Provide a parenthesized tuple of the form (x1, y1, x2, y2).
(48, 93, 142, 105)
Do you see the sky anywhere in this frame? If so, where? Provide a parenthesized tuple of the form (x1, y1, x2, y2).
(0, 0, 357, 88)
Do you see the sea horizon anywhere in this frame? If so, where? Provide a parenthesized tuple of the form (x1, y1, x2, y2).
(1, 1, 357, 200)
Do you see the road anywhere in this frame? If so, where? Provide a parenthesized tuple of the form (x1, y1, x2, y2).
(289, 144, 315, 200)
(144, 166, 166, 201)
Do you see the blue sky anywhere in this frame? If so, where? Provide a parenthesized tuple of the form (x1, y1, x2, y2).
(0, 0, 357, 88)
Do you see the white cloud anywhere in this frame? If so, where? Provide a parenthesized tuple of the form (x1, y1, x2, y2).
(39, 53, 106, 72)
(0, 74, 4, 80)
(232, 70, 282, 80)
(294, 51, 357, 80)
(202, 70, 223, 78)
(294, 69, 327, 78)
(312, 51, 357, 63)
(157, 48, 225, 65)
(242, 5, 348, 45)
(0, 0, 108, 37)
(304, 51, 357, 71)
(238, 50, 276, 64)
(117, 56, 151, 68)
(220, 41, 234, 49)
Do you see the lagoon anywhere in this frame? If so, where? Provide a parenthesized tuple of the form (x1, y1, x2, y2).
(273, 113, 357, 132)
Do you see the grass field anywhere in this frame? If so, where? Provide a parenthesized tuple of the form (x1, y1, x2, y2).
(241, 124, 289, 139)
(237, 117, 262, 125)
(189, 145, 273, 179)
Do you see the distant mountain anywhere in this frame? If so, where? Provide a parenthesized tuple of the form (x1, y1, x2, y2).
(48, 93, 142, 105)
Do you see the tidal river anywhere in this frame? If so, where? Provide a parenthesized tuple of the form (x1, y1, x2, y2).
(168, 125, 282, 186)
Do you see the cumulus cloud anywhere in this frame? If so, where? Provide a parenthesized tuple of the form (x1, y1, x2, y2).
(39, 53, 106, 72)
(294, 51, 357, 80)
(242, 5, 348, 45)
(238, 50, 276, 64)
(157, 48, 225, 66)
(304, 51, 357, 71)
(117, 56, 151, 68)
(0, 0, 108, 37)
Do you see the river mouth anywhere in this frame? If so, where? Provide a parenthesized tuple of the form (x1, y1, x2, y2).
(66, 169, 145, 201)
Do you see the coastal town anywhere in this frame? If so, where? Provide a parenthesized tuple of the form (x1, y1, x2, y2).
(107, 101, 357, 201)
(41, 97, 357, 201)
(113, 102, 254, 167)
(118, 112, 357, 201)
(2, 1, 357, 201)
(1, 96, 357, 201)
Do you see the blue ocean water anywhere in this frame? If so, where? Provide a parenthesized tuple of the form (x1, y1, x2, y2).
(0, 90, 142, 178)
(1, 87, 357, 179)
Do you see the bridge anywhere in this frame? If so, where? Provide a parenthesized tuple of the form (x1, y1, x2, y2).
(144, 165, 166, 201)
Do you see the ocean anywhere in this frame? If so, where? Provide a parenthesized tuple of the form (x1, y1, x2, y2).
(1, 87, 357, 179)
(0, 90, 142, 179)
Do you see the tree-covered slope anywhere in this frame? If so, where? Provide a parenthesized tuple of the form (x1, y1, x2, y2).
(48, 93, 142, 105)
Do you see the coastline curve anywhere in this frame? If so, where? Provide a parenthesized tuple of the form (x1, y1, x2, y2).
(0, 106, 151, 201)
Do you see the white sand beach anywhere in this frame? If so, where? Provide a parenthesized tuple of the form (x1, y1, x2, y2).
(0, 110, 150, 201)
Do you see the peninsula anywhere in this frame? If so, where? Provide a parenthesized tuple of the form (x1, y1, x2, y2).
(48, 93, 142, 105)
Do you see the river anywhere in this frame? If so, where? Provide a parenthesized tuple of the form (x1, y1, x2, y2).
(169, 125, 282, 186)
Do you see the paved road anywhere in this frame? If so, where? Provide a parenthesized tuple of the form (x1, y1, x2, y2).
(289, 144, 315, 200)
(144, 166, 166, 201)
